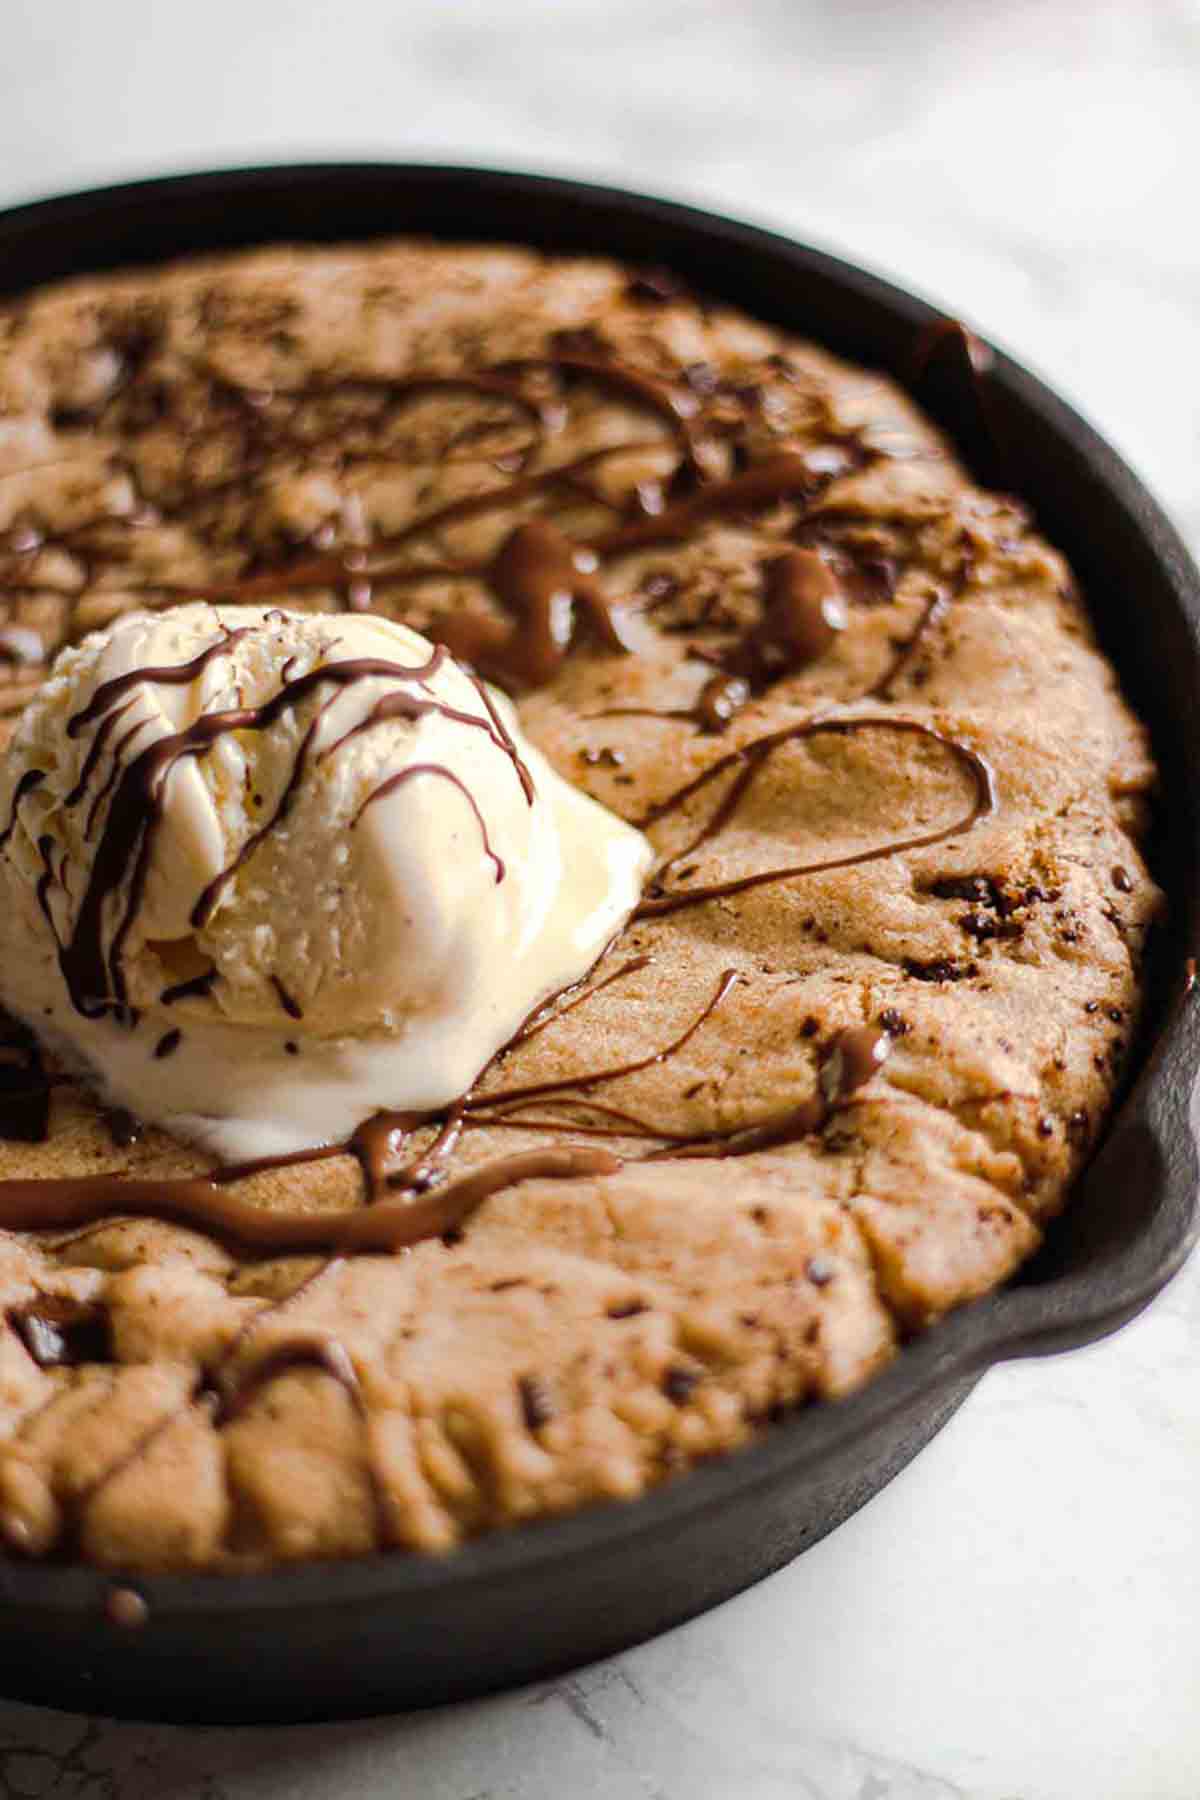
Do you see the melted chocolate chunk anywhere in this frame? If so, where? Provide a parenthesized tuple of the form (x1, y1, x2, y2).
(438, 518, 634, 691)
(926, 873, 1014, 913)
(960, 912, 1022, 944)
(696, 672, 750, 733)
(662, 1364, 700, 1405)
(606, 1297, 648, 1319)
(757, 550, 849, 668)
(517, 1373, 556, 1431)
(903, 957, 978, 983)
(11, 1299, 111, 1368)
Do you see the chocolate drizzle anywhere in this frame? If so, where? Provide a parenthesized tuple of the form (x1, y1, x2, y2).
(352, 763, 505, 881)
(592, 451, 825, 557)
(0, 337, 890, 711)
(634, 715, 996, 918)
(65, 626, 256, 740)
(0, 768, 45, 853)
(160, 968, 217, 1007)
(0, 1146, 620, 1251)
(436, 519, 635, 691)
(468, 969, 740, 1117)
(49, 637, 528, 1021)
(650, 1023, 891, 1160)
(688, 549, 852, 731)
(460, 970, 894, 1166)
(0, 314, 1006, 1279)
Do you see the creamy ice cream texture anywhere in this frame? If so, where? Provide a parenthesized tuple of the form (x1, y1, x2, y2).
(0, 603, 651, 1160)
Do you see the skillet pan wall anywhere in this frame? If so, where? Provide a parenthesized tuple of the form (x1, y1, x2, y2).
(0, 165, 1195, 1724)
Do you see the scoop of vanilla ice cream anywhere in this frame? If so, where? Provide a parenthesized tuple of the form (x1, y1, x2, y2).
(0, 603, 651, 1158)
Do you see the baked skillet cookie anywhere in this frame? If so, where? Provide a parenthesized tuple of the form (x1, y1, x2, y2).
(0, 242, 1159, 1571)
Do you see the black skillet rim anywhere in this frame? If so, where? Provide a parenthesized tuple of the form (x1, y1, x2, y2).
(0, 161, 1196, 1623)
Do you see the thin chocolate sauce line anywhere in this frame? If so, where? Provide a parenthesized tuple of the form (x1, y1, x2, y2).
(590, 705, 695, 724)
(510, 953, 653, 1048)
(465, 1095, 696, 1142)
(34, 836, 60, 943)
(466, 969, 739, 1113)
(352, 762, 505, 883)
(499, 352, 701, 468)
(189, 686, 343, 930)
(380, 1100, 466, 1195)
(868, 543, 971, 703)
(79, 1256, 343, 1512)
(214, 1334, 362, 1426)
(311, 683, 522, 782)
(316, 644, 451, 755)
(84, 709, 152, 839)
(160, 968, 218, 1006)
(193, 440, 664, 604)
(589, 451, 825, 556)
(0, 1147, 620, 1252)
(64, 695, 138, 808)
(633, 715, 996, 918)
(298, 368, 554, 465)
(76, 1388, 200, 1515)
(66, 626, 258, 737)
(646, 1024, 892, 1160)
(468, 675, 536, 803)
(212, 1141, 347, 1185)
(158, 367, 554, 523)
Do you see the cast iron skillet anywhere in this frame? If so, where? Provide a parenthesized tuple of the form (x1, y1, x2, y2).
(0, 165, 1196, 1724)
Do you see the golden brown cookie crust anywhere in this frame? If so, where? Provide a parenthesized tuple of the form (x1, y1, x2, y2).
(0, 241, 1159, 1569)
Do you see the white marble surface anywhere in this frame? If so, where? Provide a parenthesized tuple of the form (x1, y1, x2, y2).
(0, 1, 1198, 1793)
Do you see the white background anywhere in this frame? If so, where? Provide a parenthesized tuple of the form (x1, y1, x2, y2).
(0, 3, 1197, 1795)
